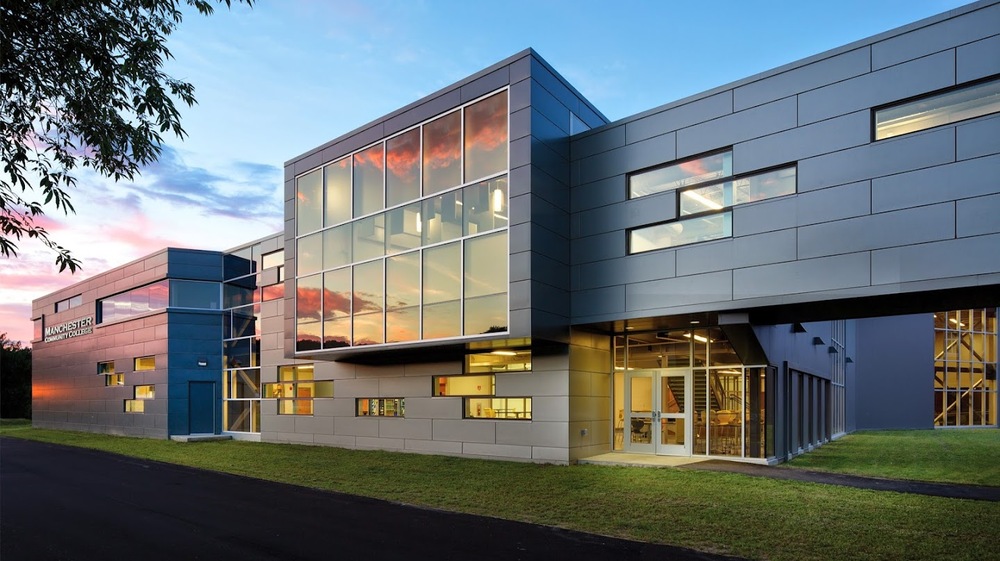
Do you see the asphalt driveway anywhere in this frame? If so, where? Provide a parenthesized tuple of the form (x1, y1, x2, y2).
(0, 437, 742, 561)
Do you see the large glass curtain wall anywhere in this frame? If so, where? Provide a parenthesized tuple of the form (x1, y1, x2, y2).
(612, 329, 771, 458)
(294, 90, 509, 351)
(221, 245, 285, 433)
(934, 308, 998, 427)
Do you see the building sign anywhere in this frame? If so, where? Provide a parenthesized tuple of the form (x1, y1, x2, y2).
(43, 316, 94, 343)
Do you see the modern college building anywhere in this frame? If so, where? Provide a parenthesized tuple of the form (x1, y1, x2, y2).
(31, 1, 999, 464)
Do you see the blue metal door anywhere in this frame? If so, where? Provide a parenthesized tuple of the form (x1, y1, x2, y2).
(188, 381, 215, 434)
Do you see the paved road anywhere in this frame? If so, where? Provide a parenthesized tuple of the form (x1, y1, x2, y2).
(1, 438, 742, 561)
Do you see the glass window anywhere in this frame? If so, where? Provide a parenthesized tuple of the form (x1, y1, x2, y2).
(297, 232, 323, 276)
(421, 189, 463, 246)
(323, 223, 352, 269)
(224, 338, 257, 369)
(134, 356, 155, 371)
(33, 317, 43, 341)
(353, 260, 384, 346)
(55, 294, 82, 312)
(629, 151, 732, 199)
(352, 213, 385, 263)
(463, 176, 508, 235)
(134, 385, 155, 400)
(124, 400, 145, 413)
(433, 374, 494, 396)
(464, 232, 507, 335)
(226, 369, 260, 399)
(465, 350, 531, 373)
(465, 397, 531, 420)
(464, 91, 508, 182)
(262, 250, 284, 270)
(386, 252, 420, 343)
(98, 280, 170, 324)
(323, 268, 351, 349)
(296, 274, 322, 351)
(264, 365, 332, 415)
(875, 78, 1000, 140)
(325, 158, 352, 226)
(353, 143, 384, 217)
(386, 203, 422, 255)
(630, 212, 732, 253)
(356, 398, 404, 417)
(296, 169, 323, 235)
(423, 242, 461, 339)
(169, 280, 220, 309)
(386, 128, 421, 207)
(99, 361, 123, 386)
(680, 167, 796, 216)
(422, 111, 461, 195)
(225, 400, 261, 433)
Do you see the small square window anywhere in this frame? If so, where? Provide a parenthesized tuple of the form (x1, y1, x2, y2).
(134, 356, 155, 371)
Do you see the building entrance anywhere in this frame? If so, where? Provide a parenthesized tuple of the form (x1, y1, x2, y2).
(624, 369, 690, 455)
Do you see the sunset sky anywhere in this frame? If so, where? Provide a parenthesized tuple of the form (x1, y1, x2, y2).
(0, 0, 969, 343)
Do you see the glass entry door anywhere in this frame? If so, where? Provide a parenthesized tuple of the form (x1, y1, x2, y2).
(625, 369, 691, 455)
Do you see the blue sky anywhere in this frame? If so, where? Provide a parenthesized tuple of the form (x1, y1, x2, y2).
(1, 0, 972, 342)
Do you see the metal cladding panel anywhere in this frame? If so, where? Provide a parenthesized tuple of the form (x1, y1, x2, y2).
(957, 115, 1000, 160)
(733, 47, 871, 111)
(798, 51, 955, 125)
(871, 3, 1000, 70)
(572, 286, 625, 318)
(576, 250, 676, 290)
(957, 34, 1000, 82)
(676, 229, 797, 277)
(571, 175, 626, 213)
(871, 154, 1000, 213)
(529, 223, 570, 265)
(957, 193, 1000, 237)
(571, 231, 622, 266)
(733, 110, 870, 175)
(509, 107, 531, 142)
(529, 79, 571, 134)
(732, 197, 798, 237)
(531, 137, 571, 187)
(676, 97, 796, 159)
(572, 191, 676, 238)
(573, 125, 625, 160)
(797, 128, 955, 192)
(532, 108, 572, 160)
(531, 279, 571, 317)
(795, 181, 872, 227)
(853, 315, 934, 429)
(460, 66, 510, 103)
(578, 132, 676, 185)
(797, 203, 956, 260)
(732, 252, 871, 300)
(625, 270, 733, 312)
(531, 195, 570, 238)
(625, 91, 733, 145)
(872, 233, 1000, 285)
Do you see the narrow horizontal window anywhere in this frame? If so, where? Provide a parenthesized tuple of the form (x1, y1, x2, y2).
(356, 398, 404, 417)
(680, 167, 796, 216)
(875, 77, 1000, 140)
(124, 400, 145, 413)
(433, 375, 495, 396)
(629, 212, 732, 253)
(134, 385, 155, 400)
(465, 397, 531, 420)
(263, 365, 332, 415)
(629, 151, 732, 199)
(465, 350, 532, 373)
(134, 356, 155, 371)
(55, 294, 82, 313)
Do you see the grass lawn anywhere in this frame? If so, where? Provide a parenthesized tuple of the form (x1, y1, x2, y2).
(2, 424, 997, 561)
(786, 429, 1000, 486)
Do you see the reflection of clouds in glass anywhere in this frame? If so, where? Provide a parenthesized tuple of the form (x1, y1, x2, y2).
(355, 143, 384, 171)
(387, 129, 419, 182)
(465, 92, 507, 152)
(323, 288, 351, 317)
(296, 285, 322, 320)
(423, 112, 461, 173)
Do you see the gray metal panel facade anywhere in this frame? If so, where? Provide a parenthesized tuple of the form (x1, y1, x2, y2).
(569, 0, 1000, 326)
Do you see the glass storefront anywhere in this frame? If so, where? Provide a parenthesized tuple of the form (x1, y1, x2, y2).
(612, 328, 770, 459)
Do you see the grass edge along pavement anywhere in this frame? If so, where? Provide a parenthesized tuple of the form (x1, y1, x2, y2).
(1, 423, 997, 561)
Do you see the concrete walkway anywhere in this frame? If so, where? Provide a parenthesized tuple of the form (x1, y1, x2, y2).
(683, 460, 1000, 502)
